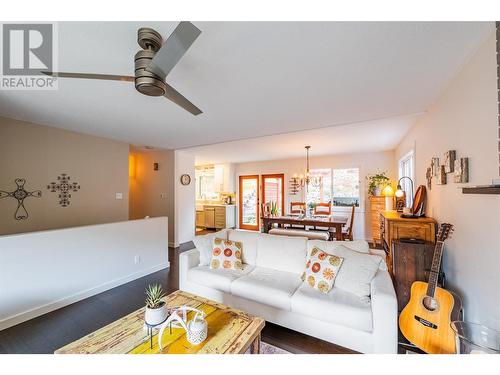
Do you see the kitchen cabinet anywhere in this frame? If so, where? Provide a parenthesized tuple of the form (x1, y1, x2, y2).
(203, 205, 236, 229)
(213, 163, 235, 193)
(214, 165, 224, 193)
(196, 210, 205, 228)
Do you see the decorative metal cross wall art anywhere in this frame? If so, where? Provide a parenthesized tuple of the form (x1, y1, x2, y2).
(47, 174, 81, 207)
(0, 178, 42, 220)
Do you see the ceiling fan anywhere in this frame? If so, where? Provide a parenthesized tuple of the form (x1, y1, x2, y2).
(43, 21, 202, 115)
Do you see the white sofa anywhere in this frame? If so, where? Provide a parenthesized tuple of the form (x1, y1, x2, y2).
(179, 229, 397, 353)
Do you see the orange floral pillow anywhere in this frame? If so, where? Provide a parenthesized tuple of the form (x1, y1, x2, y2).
(210, 238, 243, 270)
(301, 246, 343, 294)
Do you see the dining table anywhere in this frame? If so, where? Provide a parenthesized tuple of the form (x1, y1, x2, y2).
(261, 214, 349, 241)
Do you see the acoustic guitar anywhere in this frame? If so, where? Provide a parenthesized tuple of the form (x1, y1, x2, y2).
(399, 223, 462, 354)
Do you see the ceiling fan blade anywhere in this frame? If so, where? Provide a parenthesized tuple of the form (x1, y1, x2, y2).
(147, 21, 201, 80)
(42, 72, 135, 82)
(164, 83, 202, 115)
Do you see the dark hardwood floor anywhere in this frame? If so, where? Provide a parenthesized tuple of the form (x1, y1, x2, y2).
(0, 242, 355, 354)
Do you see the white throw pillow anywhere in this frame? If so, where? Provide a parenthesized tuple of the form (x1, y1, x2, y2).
(310, 244, 382, 298)
(192, 229, 229, 266)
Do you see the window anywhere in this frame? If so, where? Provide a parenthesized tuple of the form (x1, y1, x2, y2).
(399, 151, 415, 207)
(306, 169, 332, 205)
(195, 166, 218, 200)
(332, 168, 360, 207)
(305, 168, 360, 208)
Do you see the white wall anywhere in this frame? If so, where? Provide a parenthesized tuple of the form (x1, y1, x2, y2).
(0, 217, 169, 330)
(235, 150, 396, 240)
(175, 150, 196, 246)
(396, 33, 500, 330)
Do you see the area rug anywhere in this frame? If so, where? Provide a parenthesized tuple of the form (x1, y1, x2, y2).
(260, 341, 290, 354)
(244, 341, 291, 354)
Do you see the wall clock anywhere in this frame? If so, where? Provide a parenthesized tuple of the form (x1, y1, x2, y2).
(180, 174, 191, 185)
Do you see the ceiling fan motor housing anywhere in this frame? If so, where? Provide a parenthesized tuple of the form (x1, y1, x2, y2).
(134, 28, 166, 97)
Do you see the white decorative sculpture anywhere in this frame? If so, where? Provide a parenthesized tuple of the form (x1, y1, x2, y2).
(157, 306, 207, 350)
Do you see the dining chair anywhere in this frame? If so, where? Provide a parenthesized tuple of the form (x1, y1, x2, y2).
(313, 202, 331, 216)
(313, 202, 331, 230)
(289, 201, 306, 229)
(290, 202, 306, 215)
(341, 205, 356, 241)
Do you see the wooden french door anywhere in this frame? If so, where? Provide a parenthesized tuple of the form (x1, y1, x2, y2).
(262, 174, 285, 216)
(239, 175, 260, 231)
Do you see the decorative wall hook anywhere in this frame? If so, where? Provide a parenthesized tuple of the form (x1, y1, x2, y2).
(0, 178, 42, 220)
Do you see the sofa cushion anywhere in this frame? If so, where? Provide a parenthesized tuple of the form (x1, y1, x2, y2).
(187, 264, 254, 293)
(256, 233, 308, 274)
(231, 267, 302, 310)
(291, 283, 373, 332)
(193, 229, 229, 266)
(227, 229, 261, 265)
(308, 239, 370, 254)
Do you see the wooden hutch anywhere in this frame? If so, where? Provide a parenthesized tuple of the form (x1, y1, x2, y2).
(379, 210, 437, 275)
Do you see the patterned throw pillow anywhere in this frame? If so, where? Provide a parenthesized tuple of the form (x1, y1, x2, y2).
(301, 246, 344, 294)
(210, 238, 243, 270)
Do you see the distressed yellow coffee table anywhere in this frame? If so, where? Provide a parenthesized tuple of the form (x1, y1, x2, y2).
(55, 290, 265, 354)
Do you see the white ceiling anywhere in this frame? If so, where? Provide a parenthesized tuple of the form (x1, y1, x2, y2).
(185, 113, 420, 164)
(0, 22, 493, 151)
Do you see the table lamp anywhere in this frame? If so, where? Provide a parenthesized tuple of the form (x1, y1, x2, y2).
(395, 176, 414, 212)
(382, 184, 394, 210)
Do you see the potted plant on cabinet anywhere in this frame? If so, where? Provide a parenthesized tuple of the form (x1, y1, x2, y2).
(366, 172, 390, 196)
(144, 283, 168, 326)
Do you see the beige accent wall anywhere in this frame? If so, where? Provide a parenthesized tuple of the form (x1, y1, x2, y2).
(0, 117, 129, 235)
(396, 33, 500, 330)
(235, 150, 396, 241)
(129, 148, 175, 244)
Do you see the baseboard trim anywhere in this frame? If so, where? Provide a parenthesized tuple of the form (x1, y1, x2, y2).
(0, 262, 169, 331)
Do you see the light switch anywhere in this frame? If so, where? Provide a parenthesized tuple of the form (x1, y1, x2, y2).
(160, 193, 166, 199)
(115, 192, 123, 200)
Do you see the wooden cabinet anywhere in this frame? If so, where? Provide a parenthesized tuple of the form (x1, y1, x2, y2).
(196, 210, 205, 228)
(392, 240, 436, 311)
(215, 207, 226, 229)
(369, 196, 386, 245)
(380, 210, 436, 275)
(203, 205, 236, 230)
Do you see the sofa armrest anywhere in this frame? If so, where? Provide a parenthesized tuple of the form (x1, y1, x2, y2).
(370, 270, 398, 353)
(179, 249, 200, 290)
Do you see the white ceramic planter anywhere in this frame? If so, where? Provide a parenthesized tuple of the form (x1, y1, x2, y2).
(145, 303, 168, 326)
(373, 187, 382, 196)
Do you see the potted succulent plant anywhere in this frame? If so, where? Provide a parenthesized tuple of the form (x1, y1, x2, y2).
(269, 200, 278, 216)
(366, 172, 390, 196)
(144, 283, 168, 326)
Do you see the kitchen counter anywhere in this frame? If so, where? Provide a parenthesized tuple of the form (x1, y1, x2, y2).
(196, 203, 235, 211)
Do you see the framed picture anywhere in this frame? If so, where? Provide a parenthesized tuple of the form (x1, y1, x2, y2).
(431, 158, 440, 176)
(444, 150, 456, 173)
(454, 157, 469, 183)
